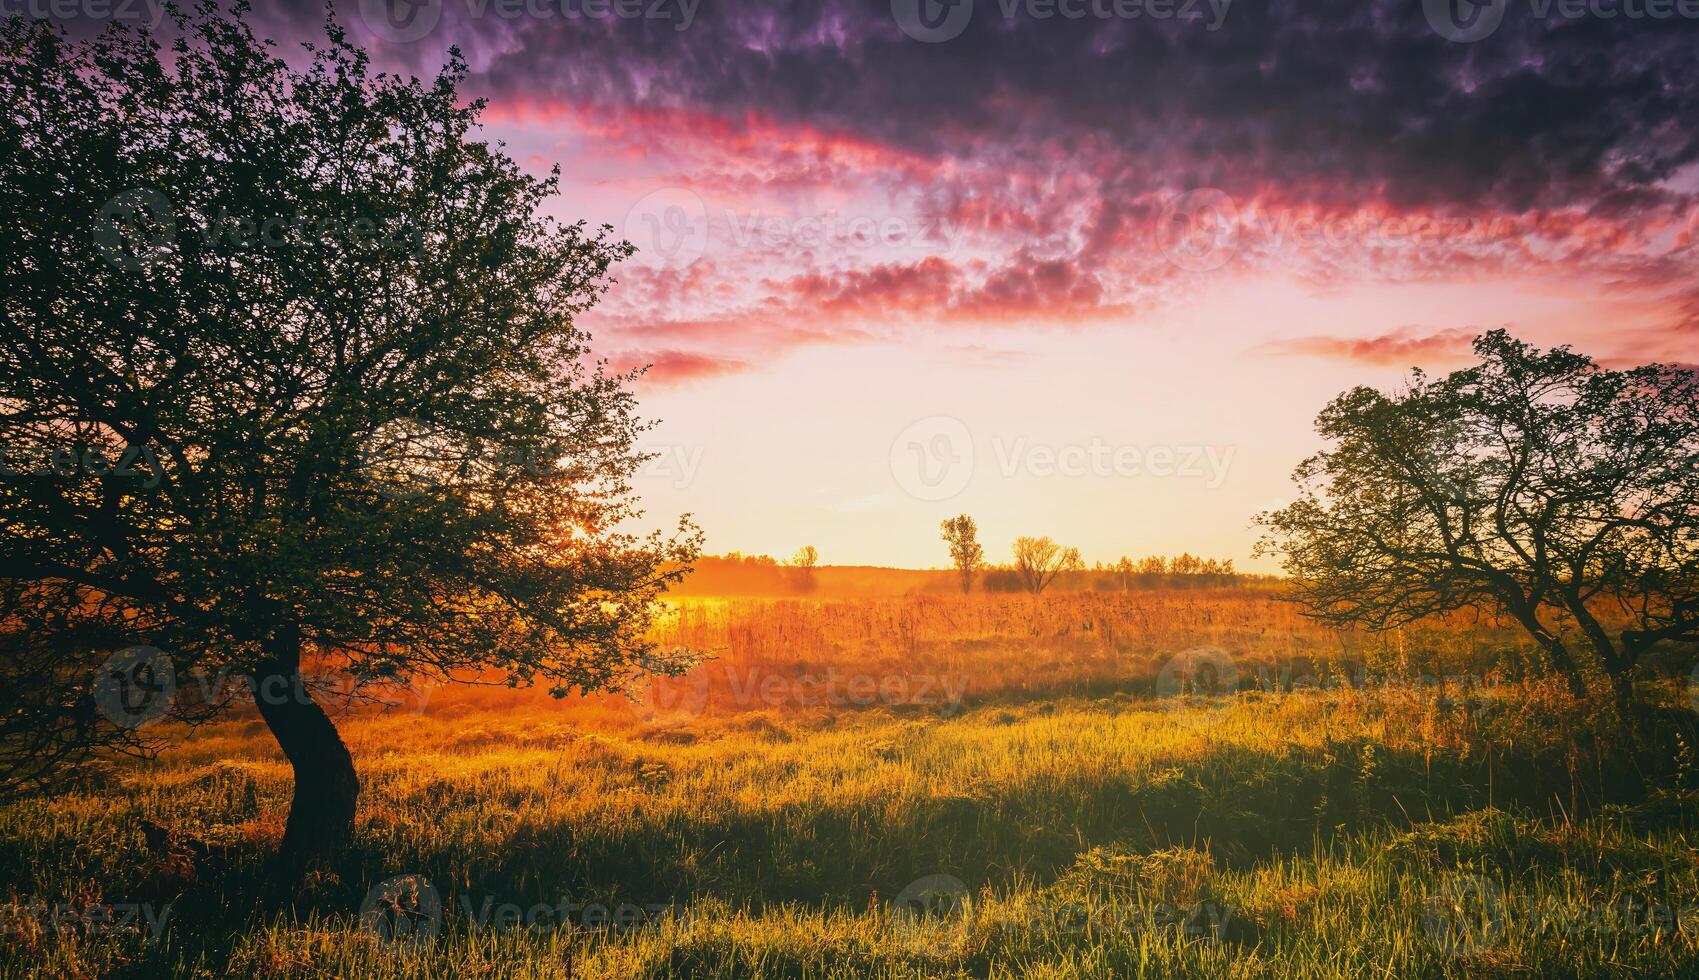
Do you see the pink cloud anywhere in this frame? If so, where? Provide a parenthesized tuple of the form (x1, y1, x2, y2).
(610, 349, 749, 386)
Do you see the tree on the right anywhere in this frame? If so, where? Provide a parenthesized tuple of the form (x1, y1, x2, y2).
(1257, 331, 1699, 717)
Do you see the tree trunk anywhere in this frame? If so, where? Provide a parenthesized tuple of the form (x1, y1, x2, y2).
(1544, 638, 1589, 700)
(249, 628, 359, 870)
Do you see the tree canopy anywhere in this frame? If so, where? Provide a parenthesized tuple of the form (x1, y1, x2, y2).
(1257, 331, 1699, 707)
(0, 5, 698, 859)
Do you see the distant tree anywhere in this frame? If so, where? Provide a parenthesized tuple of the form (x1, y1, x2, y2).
(1256, 332, 1699, 712)
(940, 514, 984, 593)
(1113, 556, 1136, 591)
(789, 545, 820, 593)
(1011, 537, 1083, 595)
(981, 565, 1026, 593)
(0, 10, 698, 868)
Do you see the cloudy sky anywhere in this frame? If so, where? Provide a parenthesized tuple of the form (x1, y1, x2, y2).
(237, 1, 1699, 566)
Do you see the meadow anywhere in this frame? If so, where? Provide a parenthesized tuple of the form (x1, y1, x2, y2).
(4, 587, 1698, 978)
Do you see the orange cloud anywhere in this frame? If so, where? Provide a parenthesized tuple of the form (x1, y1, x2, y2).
(1261, 327, 1481, 367)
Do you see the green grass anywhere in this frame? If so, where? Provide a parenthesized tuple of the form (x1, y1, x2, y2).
(3, 673, 1697, 978)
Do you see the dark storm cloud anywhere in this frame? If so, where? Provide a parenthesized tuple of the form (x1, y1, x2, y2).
(32, 1, 1699, 213)
(242, 0, 1699, 214)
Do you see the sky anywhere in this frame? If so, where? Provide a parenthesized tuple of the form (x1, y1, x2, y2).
(104, 1, 1699, 569)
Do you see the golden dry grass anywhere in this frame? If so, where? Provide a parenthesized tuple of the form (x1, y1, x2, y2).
(3, 589, 1696, 978)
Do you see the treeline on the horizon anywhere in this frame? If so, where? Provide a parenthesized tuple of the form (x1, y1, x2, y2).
(986, 553, 1245, 593)
(671, 551, 1261, 597)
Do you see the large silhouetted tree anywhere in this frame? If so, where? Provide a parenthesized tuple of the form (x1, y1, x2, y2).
(0, 7, 698, 868)
(1257, 332, 1699, 712)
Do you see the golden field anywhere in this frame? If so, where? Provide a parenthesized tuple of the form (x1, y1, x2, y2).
(4, 588, 1698, 978)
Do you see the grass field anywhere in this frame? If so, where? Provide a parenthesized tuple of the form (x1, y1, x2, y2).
(4, 589, 1699, 978)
